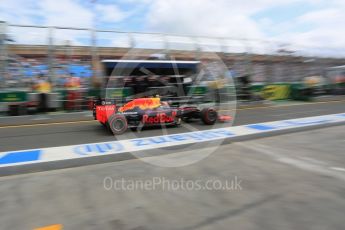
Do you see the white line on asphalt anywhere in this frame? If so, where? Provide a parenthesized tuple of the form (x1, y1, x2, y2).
(297, 156, 328, 166)
(330, 167, 345, 172)
(32, 116, 50, 121)
(235, 142, 345, 182)
(271, 109, 326, 117)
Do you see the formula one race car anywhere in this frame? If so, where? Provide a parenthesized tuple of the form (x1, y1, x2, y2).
(93, 97, 221, 135)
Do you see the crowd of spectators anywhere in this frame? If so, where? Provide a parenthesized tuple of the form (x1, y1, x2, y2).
(2, 56, 93, 90)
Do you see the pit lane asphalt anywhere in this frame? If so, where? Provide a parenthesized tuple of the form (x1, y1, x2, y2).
(1, 125, 345, 230)
(1, 100, 345, 152)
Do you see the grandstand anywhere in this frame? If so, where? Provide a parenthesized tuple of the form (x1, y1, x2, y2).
(6, 44, 345, 84)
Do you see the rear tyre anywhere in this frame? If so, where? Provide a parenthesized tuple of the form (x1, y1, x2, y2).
(108, 114, 128, 135)
(201, 108, 217, 125)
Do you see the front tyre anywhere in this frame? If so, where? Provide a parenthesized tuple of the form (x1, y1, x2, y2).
(108, 114, 128, 135)
(201, 108, 217, 125)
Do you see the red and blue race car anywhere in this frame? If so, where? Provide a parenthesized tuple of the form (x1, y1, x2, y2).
(93, 97, 225, 135)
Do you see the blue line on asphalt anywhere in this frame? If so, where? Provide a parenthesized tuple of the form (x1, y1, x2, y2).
(0, 150, 42, 165)
(247, 124, 275, 131)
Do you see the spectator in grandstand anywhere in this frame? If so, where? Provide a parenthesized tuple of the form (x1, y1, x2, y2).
(33, 74, 51, 113)
(64, 73, 82, 111)
(64, 73, 81, 89)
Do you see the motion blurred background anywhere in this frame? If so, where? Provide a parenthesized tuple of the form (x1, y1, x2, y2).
(0, 0, 345, 115)
(1, 1, 345, 230)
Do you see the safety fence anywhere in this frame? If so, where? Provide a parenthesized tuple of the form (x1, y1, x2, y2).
(1, 22, 345, 116)
(1, 21, 345, 87)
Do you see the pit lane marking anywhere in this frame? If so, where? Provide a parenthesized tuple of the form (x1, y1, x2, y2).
(236, 142, 345, 182)
(220, 99, 345, 112)
(330, 167, 345, 172)
(271, 109, 326, 117)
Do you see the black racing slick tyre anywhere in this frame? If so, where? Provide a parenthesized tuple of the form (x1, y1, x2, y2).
(108, 114, 128, 135)
(201, 108, 217, 125)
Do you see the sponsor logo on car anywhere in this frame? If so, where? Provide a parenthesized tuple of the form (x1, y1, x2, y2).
(143, 111, 177, 124)
(96, 105, 116, 111)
